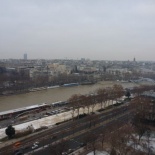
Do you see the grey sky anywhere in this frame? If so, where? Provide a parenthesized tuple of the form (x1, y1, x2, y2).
(0, 0, 155, 61)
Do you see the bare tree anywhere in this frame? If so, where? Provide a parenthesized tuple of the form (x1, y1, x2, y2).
(84, 95, 92, 115)
(131, 96, 151, 141)
(113, 84, 124, 103)
(76, 95, 88, 115)
(87, 114, 99, 129)
(90, 95, 97, 113)
(96, 88, 106, 109)
(83, 132, 99, 155)
(107, 124, 134, 155)
(144, 129, 152, 155)
(106, 87, 115, 106)
(132, 113, 150, 142)
(49, 139, 68, 155)
(68, 94, 78, 120)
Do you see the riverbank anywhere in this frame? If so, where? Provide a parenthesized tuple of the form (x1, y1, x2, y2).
(0, 82, 96, 97)
(0, 90, 29, 97)
(0, 80, 114, 98)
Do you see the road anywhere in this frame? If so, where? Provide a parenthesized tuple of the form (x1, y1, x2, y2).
(0, 103, 132, 155)
(31, 111, 132, 155)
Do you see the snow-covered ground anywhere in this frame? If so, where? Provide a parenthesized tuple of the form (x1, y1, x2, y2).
(0, 101, 116, 140)
(86, 135, 155, 155)
(0, 110, 72, 139)
(87, 150, 109, 155)
(128, 134, 155, 153)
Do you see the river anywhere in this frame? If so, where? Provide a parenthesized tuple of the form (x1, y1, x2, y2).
(0, 81, 139, 112)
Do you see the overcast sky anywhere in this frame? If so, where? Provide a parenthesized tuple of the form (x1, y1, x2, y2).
(0, 0, 155, 61)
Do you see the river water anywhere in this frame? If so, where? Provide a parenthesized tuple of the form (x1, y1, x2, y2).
(0, 81, 139, 112)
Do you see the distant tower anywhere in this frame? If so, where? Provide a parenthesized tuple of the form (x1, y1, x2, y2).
(133, 57, 136, 62)
(24, 53, 27, 60)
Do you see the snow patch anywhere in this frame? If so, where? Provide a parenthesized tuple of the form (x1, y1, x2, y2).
(87, 150, 109, 155)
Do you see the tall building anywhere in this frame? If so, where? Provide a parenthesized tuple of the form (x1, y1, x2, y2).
(133, 57, 136, 62)
(24, 53, 27, 60)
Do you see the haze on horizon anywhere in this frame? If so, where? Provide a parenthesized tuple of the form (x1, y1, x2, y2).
(0, 0, 155, 61)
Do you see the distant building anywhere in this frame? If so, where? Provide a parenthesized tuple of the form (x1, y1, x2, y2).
(24, 53, 27, 60)
(133, 57, 136, 62)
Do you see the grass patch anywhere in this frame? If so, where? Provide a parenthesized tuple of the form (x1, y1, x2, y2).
(14, 130, 32, 139)
(113, 102, 124, 106)
(124, 98, 131, 101)
(75, 113, 87, 119)
(97, 108, 105, 112)
(0, 136, 8, 142)
(0, 130, 32, 142)
(35, 126, 48, 132)
(55, 119, 71, 125)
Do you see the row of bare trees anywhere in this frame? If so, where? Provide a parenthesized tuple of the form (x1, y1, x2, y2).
(0, 68, 90, 95)
(131, 85, 155, 96)
(68, 84, 155, 120)
(68, 84, 125, 120)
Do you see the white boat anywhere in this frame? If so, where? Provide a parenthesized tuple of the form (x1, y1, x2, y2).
(29, 87, 47, 92)
(47, 85, 60, 89)
(62, 83, 79, 87)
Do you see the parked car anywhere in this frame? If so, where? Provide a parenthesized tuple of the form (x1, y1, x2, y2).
(32, 142, 39, 149)
(46, 112, 52, 115)
(34, 141, 39, 145)
(32, 144, 38, 149)
(54, 110, 59, 114)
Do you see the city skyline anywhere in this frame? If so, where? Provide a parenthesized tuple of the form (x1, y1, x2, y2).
(0, 0, 155, 61)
